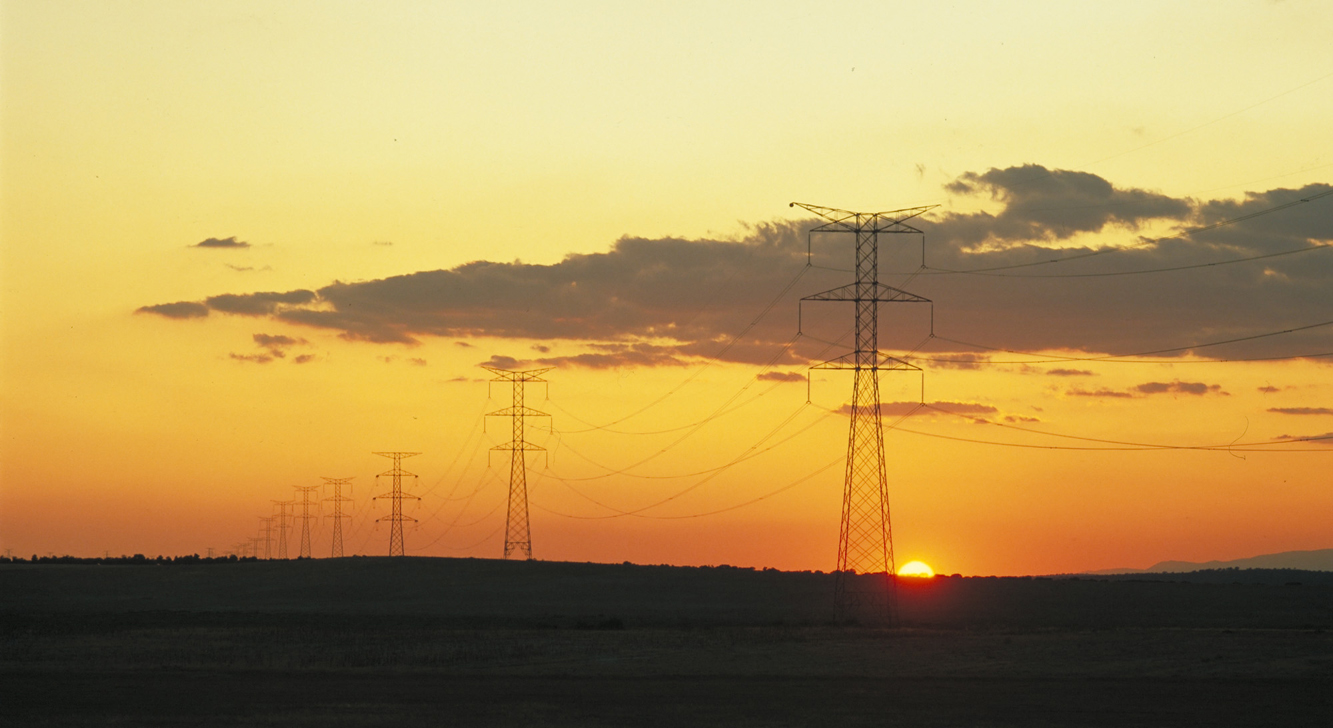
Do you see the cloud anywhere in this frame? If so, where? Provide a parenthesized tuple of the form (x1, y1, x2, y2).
(1047, 368, 1095, 377)
(137, 169, 1333, 366)
(1268, 407, 1333, 415)
(372, 241, 393, 247)
(481, 343, 689, 370)
(409, 358, 427, 366)
(293, 354, 315, 364)
(229, 353, 273, 364)
(1068, 380, 1228, 398)
(923, 353, 991, 370)
(250, 333, 309, 360)
(194, 236, 250, 249)
(136, 301, 209, 319)
(1134, 380, 1227, 396)
(1257, 385, 1281, 393)
(1274, 432, 1333, 446)
(941, 164, 1191, 247)
(837, 400, 997, 417)
(1004, 415, 1042, 423)
(1067, 387, 1135, 399)
(757, 371, 805, 382)
(253, 334, 306, 348)
(205, 290, 317, 316)
(531, 345, 551, 353)
(226, 264, 272, 273)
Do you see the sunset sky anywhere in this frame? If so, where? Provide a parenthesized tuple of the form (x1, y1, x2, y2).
(3, 1, 1331, 575)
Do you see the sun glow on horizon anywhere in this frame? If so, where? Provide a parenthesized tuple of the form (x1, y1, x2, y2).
(897, 560, 935, 578)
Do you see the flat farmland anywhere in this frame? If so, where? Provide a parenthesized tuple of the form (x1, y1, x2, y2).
(3, 558, 1331, 726)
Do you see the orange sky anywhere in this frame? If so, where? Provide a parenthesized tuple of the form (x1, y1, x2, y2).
(3, 1, 1331, 574)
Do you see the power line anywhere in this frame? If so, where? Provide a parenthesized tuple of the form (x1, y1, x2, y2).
(917, 403, 1333, 451)
(907, 317, 1333, 366)
(922, 187, 1333, 277)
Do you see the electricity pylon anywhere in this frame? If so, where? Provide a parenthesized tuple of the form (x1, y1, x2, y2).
(322, 477, 354, 558)
(373, 452, 421, 557)
(294, 485, 320, 559)
(258, 516, 276, 560)
(793, 202, 933, 617)
(272, 500, 294, 559)
(484, 366, 552, 560)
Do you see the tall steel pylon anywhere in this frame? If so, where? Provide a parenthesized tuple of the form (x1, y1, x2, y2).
(272, 500, 294, 559)
(373, 452, 421, 557)
(258, 516, 276, 560)
(294, 485, 320, 559)
(794, 202, 933, 616)
(484, 366, 551, 560)
(322, 477, 354, 558)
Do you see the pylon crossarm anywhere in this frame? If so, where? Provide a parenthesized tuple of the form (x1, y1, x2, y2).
(483, 366, 553, 381)
(790, 202, 936, 233)
(802, 282, 931, 303)
(810, 351, 921, 371)
(487, 406, 551, 418)
(490, 441, 547, 452)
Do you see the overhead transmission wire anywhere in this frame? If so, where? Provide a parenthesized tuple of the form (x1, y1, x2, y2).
(535, 401, 824, 519)
(553, 263, 812, 432)
(911, 403, 1333, 452)
(920, 188, 1333, 278)
(903, 317, 1333, 367)
(533, 404, 924, 520)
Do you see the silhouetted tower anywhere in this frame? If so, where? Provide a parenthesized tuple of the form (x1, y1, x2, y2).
(258, 516, 276, 560)
(322, 477, 354, 558)
(793, 202, 933, 615)
(484, 366, 552, 560)
(373, 452, 421, 557)
(248, 536, 264, 560)
(272, 500, 294, 559)
(294, 485, 319, 559)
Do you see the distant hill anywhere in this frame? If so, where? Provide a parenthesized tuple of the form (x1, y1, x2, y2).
(1090, 548, 1333, 575)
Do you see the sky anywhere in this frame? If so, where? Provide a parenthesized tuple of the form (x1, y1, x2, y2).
(2, 1, 1331, 575)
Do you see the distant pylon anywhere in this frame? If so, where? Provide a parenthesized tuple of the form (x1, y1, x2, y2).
(294, 485, 320, 559)
(272, 500, 294, 559)
(258, 516, 276, 560)
(373, 452, 421, 557)
(484, 366, 552, 560)
(793, 202, 934, 617)
(322, 477, 354, 558)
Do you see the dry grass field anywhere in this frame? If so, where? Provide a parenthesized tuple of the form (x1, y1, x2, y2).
(3, 558, 1331, 726)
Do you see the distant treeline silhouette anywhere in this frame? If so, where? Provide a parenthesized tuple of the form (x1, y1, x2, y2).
(1, 554, 258, 565)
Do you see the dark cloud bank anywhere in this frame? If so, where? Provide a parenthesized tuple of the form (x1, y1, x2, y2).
(141, 165, 1333, 369)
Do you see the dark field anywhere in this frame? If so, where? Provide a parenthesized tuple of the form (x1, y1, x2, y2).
(3, 558, 1331, 726)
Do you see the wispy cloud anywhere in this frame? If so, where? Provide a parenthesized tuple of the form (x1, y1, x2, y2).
(194, 236, 250, 249)
(1268, 406, 1333, 415)
(757, 371, 805, 383)
(137, 169, 1333, 367)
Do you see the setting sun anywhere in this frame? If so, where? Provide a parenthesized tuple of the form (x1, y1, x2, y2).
(897, 561, 935, 578)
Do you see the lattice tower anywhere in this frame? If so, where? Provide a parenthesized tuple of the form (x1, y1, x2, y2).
(373, 452, 421, 557)
(322, 477, 354, 558)
(794, 202, 933, 616)
(484, 366, 552, 560)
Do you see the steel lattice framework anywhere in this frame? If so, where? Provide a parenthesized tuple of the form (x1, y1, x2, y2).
(294, 485, 320, 559)
(485, 366, 552, 560)
(373, 452, 421, 557)
(271, 500, 294, 559)
(322, 477, 354, 558)
(258, 516, 275, 560)
(793, 202, 934, 616)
